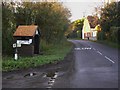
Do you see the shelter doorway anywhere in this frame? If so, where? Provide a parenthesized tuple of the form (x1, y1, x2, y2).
(34, 34, 40, 54)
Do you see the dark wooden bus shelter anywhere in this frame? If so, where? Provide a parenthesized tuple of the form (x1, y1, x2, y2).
(13, 25, 40, 56)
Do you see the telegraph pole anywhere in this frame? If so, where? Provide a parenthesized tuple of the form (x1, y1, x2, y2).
(83, 12, 86, 18)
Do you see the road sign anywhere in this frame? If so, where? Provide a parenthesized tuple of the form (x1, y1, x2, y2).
(17, 43, 21, 47)
(13, 43, 16, 48)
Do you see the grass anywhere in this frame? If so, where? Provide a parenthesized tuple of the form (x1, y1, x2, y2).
(2, 41, 73, 71)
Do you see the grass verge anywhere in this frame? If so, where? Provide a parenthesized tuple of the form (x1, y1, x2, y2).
(2, 41, 72, 71)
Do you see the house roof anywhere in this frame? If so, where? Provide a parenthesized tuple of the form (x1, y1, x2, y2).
(13, 25, 38, 37)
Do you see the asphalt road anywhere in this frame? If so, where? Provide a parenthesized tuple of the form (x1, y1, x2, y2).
(53, 40, 118, 88)
(2, 40, 118, 88)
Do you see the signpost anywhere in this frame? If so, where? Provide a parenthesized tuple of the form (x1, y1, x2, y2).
(13, 39, 33, 60)
(13, 43, 18, 60)
(14, 47, 18, 60)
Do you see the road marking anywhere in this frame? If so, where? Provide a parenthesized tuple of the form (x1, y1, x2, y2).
(75, 47, 92, 50)
(97, 51, 102, 55)
(82, 48, 84, 50)
(105, 56, 115, 63)
(88, 47, 91, 49)
(75, 48, 81, 50)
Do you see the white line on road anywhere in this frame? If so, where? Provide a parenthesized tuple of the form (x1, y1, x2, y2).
(75, 48, 81, 50)
(82, 48, 85, 50)
(89, 48, 92, 49)
(105, 56, 115, 63)
(97, 51, 102, 55)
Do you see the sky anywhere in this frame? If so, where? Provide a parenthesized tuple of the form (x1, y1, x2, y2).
(62, 1, 104, 22)
(62, 0, 120, 21)
(5, 0, 119, 22)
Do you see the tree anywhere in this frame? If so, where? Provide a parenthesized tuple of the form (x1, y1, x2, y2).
(15, 2, 71, 44)
(100, 1, 120, 32)
(2, 1, 71, 55)
(67, 19, 84, 38)
(2, 2, 16, 54)
(97, 1, 120, 42)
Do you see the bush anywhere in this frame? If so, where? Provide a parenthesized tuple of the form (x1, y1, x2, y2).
(2, 3, 16, 55)
(109, 27, 120, 43)
(97, 31, 106, 40)
(97, 27, 120, 45)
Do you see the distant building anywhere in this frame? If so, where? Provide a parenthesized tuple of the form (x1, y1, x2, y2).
(82, 17, 101, 41)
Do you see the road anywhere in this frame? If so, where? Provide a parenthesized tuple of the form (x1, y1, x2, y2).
(53, 40, 118, 88)
(2, 40, 118, 88)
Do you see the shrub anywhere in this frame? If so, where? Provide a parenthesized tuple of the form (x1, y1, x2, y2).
(97, 31, 106, 40)
(109, 27, 120, 43)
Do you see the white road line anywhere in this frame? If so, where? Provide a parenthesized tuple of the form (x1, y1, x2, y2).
(89, 48, 91, 49)
(97, 51, 102, 55)
(105, 56, 115, 63)
(75, 48, 81, 50)
(82, 48, 84, 50)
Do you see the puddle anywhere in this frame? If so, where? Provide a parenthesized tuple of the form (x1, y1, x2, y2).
(24, 72, 37, 78)
(48, 81, 54, 85)
(5, 76, 14, 80)
(46, 71, 58, 78)
(43, 71, 58, 88)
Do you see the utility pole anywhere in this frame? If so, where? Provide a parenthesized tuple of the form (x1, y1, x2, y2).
(83, 12, 86, 18)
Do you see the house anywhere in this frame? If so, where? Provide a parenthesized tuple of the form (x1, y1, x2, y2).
(82, 17, 101, 40)
(13, 25, 40, 57)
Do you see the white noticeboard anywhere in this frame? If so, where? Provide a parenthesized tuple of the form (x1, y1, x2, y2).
(17, 43, 21, 47)
(17, 39, 32, 45)
(13, 43, 21, 48)
(13, 39, 33, 48)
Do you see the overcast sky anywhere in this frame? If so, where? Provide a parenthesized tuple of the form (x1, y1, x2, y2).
(62, 1, 103, 22)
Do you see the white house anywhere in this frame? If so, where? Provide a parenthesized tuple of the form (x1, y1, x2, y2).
(82, 18, 100, 41)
